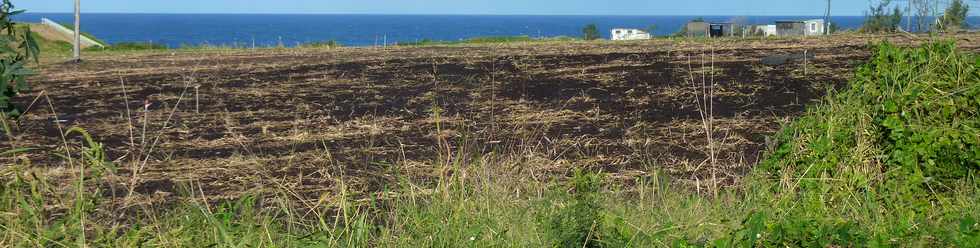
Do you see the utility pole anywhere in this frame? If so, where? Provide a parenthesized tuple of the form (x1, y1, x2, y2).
(73, 0, 81, 62)
(825, 0, 832, 35)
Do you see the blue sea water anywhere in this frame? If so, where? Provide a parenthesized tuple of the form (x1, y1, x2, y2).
(14, 13, 977, 47)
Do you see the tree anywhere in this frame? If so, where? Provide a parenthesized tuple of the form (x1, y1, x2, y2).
(0, 0, 39, 117)
(862, 0, 904, 33)
(582, 24, 600, 40)
(936, 0, 970, 31)
(912, 0, 934, 32)
(890, 4, 904, 30)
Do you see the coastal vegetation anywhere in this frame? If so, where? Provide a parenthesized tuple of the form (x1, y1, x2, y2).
(861, 0, 904, 33)
(95, 41, 168, 51)
(862, 0, 972, 33)
(937, 0, 971, 31)
(582, 24, 600, 40)
(298, 40, 342, 48)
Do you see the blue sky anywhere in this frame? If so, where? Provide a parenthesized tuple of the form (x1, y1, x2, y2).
(18, 1, 903, 16)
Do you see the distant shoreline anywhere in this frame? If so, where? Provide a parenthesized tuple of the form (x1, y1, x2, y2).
(16, 13, 977, 48)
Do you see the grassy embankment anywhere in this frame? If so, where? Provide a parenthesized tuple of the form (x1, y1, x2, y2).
(2, 41, 978, 247)
(51, 22, 108, 47)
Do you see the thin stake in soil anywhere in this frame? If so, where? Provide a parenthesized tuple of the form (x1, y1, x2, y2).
(804, 49, 808, 76)
(195, 84, 201, 114)
(120, 77, 134, 149)
(490, 45, 497, 143)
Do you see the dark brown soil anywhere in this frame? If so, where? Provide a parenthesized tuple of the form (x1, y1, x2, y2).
(7, 34, 980, 205)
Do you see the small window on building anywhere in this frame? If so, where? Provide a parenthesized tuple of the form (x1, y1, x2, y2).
(628, 30, 633, 34)
(811, 23, 816, 31)
(615, 30, 621, 34)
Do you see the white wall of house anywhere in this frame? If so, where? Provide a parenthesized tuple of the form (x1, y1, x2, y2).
(804, 19, 825, 36)
(761, 25, 777, 36)
(611, 29, 652, 41)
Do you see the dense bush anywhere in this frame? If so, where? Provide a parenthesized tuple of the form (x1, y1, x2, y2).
(867, 43, 979, 182)
(764, 42, 979, 184)
(750, 41, 979, 246)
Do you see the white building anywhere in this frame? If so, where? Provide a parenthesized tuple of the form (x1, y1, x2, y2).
(803, 19, 826, 36)
(753, 25, 777, 37)
(775, 19, 827, 37)
(611, 28, 652, 41)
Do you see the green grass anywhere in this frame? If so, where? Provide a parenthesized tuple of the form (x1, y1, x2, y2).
(14, 25, 74, 60)
(2, 42, 978, 247)
(298, 40, 343, 48)
(86, 41, 169, 52)
(54, 22, 108, 47)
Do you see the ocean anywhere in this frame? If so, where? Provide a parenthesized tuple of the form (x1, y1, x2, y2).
(13, 13, 973, 47)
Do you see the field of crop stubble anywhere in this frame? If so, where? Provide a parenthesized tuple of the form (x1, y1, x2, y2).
(8, 33, 980, 213)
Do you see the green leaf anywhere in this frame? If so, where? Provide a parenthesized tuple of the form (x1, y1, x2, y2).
(1, 147, 36, 157)
(883, 100, 899, 113)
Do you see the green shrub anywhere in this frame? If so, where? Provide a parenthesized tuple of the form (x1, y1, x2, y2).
(763, 41, 979, 184)
(0, 0, 38, 118)
(721, 208, 869, 247)
(750, 41, 979, 246)
(582, 24, 600, 40)
(543, 170, 630, 248)
(866, 43, 979, 182)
